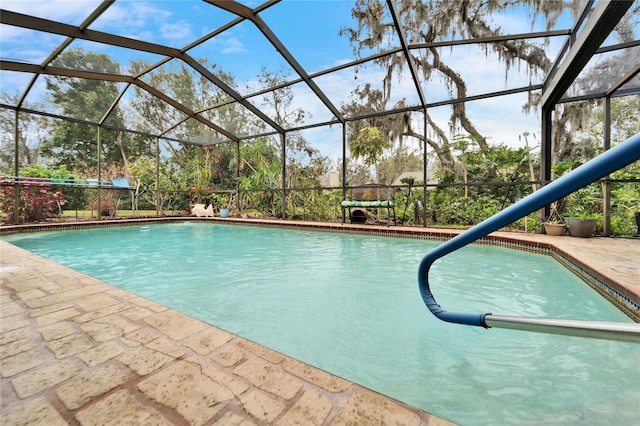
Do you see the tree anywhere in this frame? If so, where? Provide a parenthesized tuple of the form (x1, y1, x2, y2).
(129, 58, 254, 168)
(349, 126, 392, 183)
(376, 144, 422, 185)
(258, 66, 329, 181)
(253, 67, 330, 216)
(0, 95, 52, 172)
(340, 0, 612, 174)
(40, 48, 146, 175)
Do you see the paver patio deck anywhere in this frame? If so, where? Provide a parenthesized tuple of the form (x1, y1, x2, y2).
(1, 219, 638, 425)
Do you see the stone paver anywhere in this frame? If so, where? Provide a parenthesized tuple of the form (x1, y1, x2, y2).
(238, 389, 285, 423)
(283, 357, 352, 392)
(124, 327, 162, 345)
(30, 301, 74, 318)
(143, 310, 207, 340)
(11, 359, 81, 398)
(73, 293, 121, 311)
(79, 314, 139, 342)
(332, 390, 422, 425)
(138, 360, 236, 425)
(211, 344, 245, 367)
(75, 389, 173, 426)
(39, 321, 77, 341)
(233, 356, 302, 400)
(0, 326, 31, 346)
(46, 333, 94, 359)
(2, 222, 638, 426)
(144, 336, 188, 358)
(56, 364, 128, 410)
(277, 389, 333, 425)
(33, 307, 82, 327)
(118, 346, 175, 375)
(214, 412, 256, 426)
(0, 301, 25, 317)
(0, 337, 36, 359)
(188, 355, 249, 396)
(182, 327, 234, 355)
(237, 338, 285, 364)
(74, 301, 130, 323)
(0, 397, 68, 426)
(0, 316, 30, 333)
(77, 340, 126, 366)
(1, 350, 45, 378)
(14, 288, 47, 301)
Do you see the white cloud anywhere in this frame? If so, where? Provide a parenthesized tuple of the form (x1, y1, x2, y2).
(333, 58, 354, 67)
(161, 20, 193, 42)
(221, 37, 248, 54)
(0, 25, 66, 64)
(90, 1, 177, 44)
(1, 0, 102, 24)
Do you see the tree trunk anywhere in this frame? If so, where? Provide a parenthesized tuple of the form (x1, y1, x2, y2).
(117, 131, 129, 173)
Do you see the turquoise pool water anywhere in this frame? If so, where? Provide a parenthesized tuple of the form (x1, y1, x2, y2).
(4, 222, 639, 425)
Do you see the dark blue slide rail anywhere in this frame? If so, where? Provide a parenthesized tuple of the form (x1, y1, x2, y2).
(418, 133, 640, 343)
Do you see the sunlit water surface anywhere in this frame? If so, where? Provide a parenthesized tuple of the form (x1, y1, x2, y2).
(4, 223, 639, 425)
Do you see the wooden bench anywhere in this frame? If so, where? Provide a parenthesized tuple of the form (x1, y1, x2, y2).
(341, 184, 396, 225)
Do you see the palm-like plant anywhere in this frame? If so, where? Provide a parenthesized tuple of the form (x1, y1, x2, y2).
(349, 127, 392, 183)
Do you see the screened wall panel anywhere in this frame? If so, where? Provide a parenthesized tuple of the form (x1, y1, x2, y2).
(245, 80, 337, 129)
(459, 92, 541, 149)
(190, 19, 298, 97)
(53, 39, 167, 75)
(401, 1, 583, 44)
(258, 1, 359, 75)
(313, 59, 421, 118)
(163, 117, 230, 146)
(89, 1, 237, 49)
(20, 77, 62, 117)
(238, 136, 282, 216)
(201, 102, 268, 138)
(126, 84, 190, 135)
(565, 46, 640, 99)
(1, 1, 102, 26)
(0, 25, 69, 65)
(0, 106, 16, 173)
(0, 71, 35, 102)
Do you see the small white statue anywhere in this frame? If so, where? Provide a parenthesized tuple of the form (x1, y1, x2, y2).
(191, 203, 213, 217)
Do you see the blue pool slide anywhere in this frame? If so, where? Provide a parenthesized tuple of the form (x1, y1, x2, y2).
(418, 132, 640, 343)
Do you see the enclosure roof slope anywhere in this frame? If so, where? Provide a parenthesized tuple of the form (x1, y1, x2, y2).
(1, 0, 639, 146)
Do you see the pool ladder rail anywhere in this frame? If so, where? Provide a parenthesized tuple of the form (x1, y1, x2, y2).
(418, 132, 640, 344)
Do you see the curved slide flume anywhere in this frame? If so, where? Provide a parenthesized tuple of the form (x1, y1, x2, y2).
(418, 132, 640, 343)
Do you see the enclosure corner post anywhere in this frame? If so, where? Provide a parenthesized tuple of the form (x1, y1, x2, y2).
(342, 123, 347, 223)
(539, 107, 553, 230)
(236, 140, 241, 212)
(422, 109, 428, 228)
(13, 109, 20, 224)
(280, 132, 286, 220)
(603, 96, 611, 236)
(156, 138, 160, 217)
(97, 126, 102, 221)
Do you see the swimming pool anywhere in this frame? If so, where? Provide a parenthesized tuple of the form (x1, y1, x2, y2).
(4, 222, 639, 424)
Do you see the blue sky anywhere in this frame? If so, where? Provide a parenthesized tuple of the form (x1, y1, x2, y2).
(3, 0, 628, 162)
